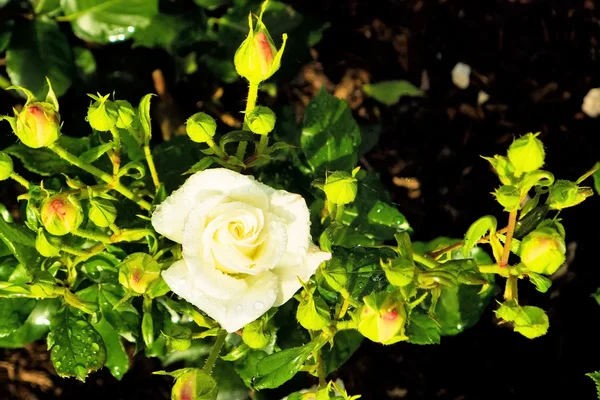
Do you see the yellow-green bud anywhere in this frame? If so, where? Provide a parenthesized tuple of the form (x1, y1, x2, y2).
(118, 253, 161, 295)
(242, 318, 271, 349)
(482, 155, 515, 185)
(114, 100, 136, 129)
(186, 112, 216, 143)
(35, 229, 60, 257)
(40, 194, 83, 236)
(547, 179, 593, 210)
(520, 226, 566, 275)
(324, 170, 358, 205)
(357, 292, 408, 345)
(494, 185, 521, 211)
(171, 369, 218, 400)
(87, 94, 119, 132)
(234, 3, 288, 84)
(507, 133, 545, 175)
(247, 106, 276, 135)
(88, 199, 117, 228)
(0, 152, 13, 180)
(14, 102, 61, 148)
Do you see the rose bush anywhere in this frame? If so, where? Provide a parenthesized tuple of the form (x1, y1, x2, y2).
(152, 168, 331, 332)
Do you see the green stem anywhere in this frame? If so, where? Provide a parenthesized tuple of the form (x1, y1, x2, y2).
(504, 275, 518, 302)
(61, 245, 89, 257)
(48, 143, 151, 211)
(576, 162, 600, 184)
(109, 127, 122, 177)
(203, 329, 227, 375)
(335, 203, 345, 224)
(257, 134, 269, 154)
(206, 137, 227, 160)
(0, 74, 10, 90)
(10, 172, 30, 189)
(143, 145, 160, 192)
(413, 252, 439, 269)
(478, 264, 511, 278)
(236, 82, 259, 161)
(73, 228, 112, 244)
(316, 348, 327, 388)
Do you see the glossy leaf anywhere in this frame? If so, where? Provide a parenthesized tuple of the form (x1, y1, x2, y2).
(301, 88, 361, 172)
(0, 299, 60, 348)
(194, 0, 227, 10)
(406, 313, 440, 345)
(321, 330, 363, 375)
(363, 80, 423, 106)
(47, 307, 107, 381)
(0, 217, 44, 274)
(6, 19, 73, 99)
(253, 346, 312, 390)
(0, 298, 36, 337)
(79, 142, 115, 164)
(93, 317, 130, 380)
(60, 0, 158, 44)
(151, 136, 204, 192)
(137, 93, 154, 145)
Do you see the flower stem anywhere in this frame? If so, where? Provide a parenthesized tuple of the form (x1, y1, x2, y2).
(335, 203, 345, 224)
(257, 134, 269, 154)
(109, 127, 122, 177)
(10, 172, 30, 189)
(206, 137, 227, 160)
(316, 348, 327, 388)
(73, 228, 112, 244)
(236, 82, 259, 161)
(576, 162, 600, 184)
(48, 143, 151, 211)
(203, 329, 227, 375)
(504, 275, 519, 302)
(143, 144, 160, 192)
(428, 227, 509, 259)
(500, 211, 518, 267)
(412, 252, 440, 269)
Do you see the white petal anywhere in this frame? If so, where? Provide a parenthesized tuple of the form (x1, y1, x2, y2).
(162, 259, 279, 333)
(272, 242, 331, 306)
(268, 190, 311, 269)
(151, 168, 271, 243)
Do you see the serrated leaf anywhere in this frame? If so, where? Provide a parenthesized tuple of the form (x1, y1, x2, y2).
(0, 298, 36, 337)
(363, 80, 423, 106)
(528, 272, 552, 293)
(0, 299, 60, 348)
(137, 93, 154, 145)
(321, 330, 363, 375)
(463, 215, 500, 260)
(0, 217, 44, 274)
(79, 142, 114, 164)
(407, 313, 440, 345)
(60, 0, 158, 44)
(93, 317, 129, 380)
(296, 295, 330, 331)
(48, 307, 106, 381)
(586, 371, 600, 399)
(6, 18, 73, 99)
(301, 88, 361, 172)
(150, 136, 204, 192)
(253, 346, 312, 390)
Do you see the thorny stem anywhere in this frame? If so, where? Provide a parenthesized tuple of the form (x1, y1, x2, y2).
(316, 348, 327, 388)
(500, 211, 518, 267)
(73, 228, 112, 244)
(203, 329, 227, 375)
(143, 144, 161, 192)
(428, 227, 509, 259)
(335, 203, 345, 224)
(48, 143, 151, 211)
(9, 172, 30, 189)
(236, 82, 259, 161)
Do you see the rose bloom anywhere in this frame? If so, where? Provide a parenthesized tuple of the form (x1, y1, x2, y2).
(582, 88, 600, 117)
(152, 168, 331, 332)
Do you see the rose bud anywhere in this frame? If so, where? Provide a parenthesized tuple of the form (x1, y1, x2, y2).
(12, 102, 61, 148)
(324, 168, 359, 206)
(234, 2, 288, 84)
(247, 106, 276, 135)
(357, 292, 408, 345)
(118, 253, 162, 295)
(40, 194, 83, 236)
(0, 152, 14, 181)
(507, 133, 545, 176)
(520, 226, 566, 275)
(547, 179, 593, 210)
(186, 112, 217, 143)
(87, 93, 119, 132)
(171, 369, 217, 400)
(114, 100, 136, 129)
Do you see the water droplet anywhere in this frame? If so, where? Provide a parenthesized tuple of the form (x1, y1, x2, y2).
(91, 343, 100, 351)
(358, 282, 365, 289)
(55, 361, 61, 368)
(267, 288, 277, 299)
(235, 305, 243, 313)
(253, 302, 265, 311)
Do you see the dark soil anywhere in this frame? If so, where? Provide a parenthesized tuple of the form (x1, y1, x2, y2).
(3, 0, 600, 399)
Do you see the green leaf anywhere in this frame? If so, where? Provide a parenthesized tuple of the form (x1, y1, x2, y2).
(186, 157, 215, 175)
(47, 307, 107, 381)
(0, 299, 60, 348)
(74, 46, 97, 83)
(321, 330, 363, 375)
(6, 18, 73, 99)
(407, 313, 440, 345)
(253, 346, 312, 390)
(4, 136, 91, 176)
(495, 301, 549, 339)
(137, 93, 154, 145)
(363, 80, 423, 106)
(301, 88, 361, 172)
(79, 142, 114, 164)
(0, 217, 44, 274)
(234, 349, 267, 388)
(0, 20, 14, 53)
(31, 0, 61, 14)
(60, 0, 159, 44)
(0, 298, 36, 337)
(194, 0, 227, 10)
(219, 130, 255, 151)
(594, 166, 600, 196)
(296, 295, 330, 331)
(93, 317, 129, 380)
(586, 371, 600, 399)
(528, 272, 552, 293)
(151, 136, 204, 192)
(133, 13, 205, 53)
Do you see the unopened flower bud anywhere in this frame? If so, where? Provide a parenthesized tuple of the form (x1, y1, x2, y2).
(234, 3, 288, 84)
(324, 170, 359, 205)
(482, 155, 515, 185)
(507, 133, 545, 175)
(520, 226, 566, 275)
(89, 198, 117, 228)
(40, 194, 83, 236)
(15, 102, 61, 148)
(114, 100, 136, 129)
(494, 185, 521, 211)
(186, 112, 217, 143)
(171, 369, 218, 400)
(0, 152, 14, 180)
(357, 292, 408, 345)
(87, 94, 119, 132)
(118, 253, 161, 295)
(247, 106, 276, 135)
(547, 179, 592, 210)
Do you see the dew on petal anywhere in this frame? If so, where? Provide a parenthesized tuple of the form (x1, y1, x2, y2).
(235, 305, 243, 313)
(253, 302, 265, 311)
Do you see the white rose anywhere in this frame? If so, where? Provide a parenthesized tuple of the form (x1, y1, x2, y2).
(452, 62, 471, 89)
(152, 168, 331, 333)
(582, 88, 600, 117)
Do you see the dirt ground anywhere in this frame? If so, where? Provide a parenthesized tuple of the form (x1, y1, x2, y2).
(2, 0, 600, 399)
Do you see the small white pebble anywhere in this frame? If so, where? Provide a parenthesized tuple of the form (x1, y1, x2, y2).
(452, 62, 471, 89)
(582, 88, 600, 117)
(478, 90, 490, 105)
